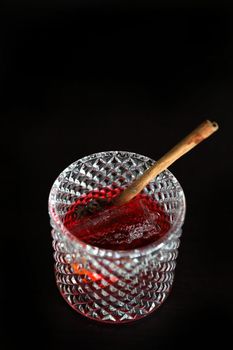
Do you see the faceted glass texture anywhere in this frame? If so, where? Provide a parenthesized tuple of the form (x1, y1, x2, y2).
(48, 151, 186, 323)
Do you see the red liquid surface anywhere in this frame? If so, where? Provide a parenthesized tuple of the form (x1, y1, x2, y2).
(64, 188, 171, 250)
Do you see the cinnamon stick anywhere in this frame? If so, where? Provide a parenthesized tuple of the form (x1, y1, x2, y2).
(113, 120, 218, 206)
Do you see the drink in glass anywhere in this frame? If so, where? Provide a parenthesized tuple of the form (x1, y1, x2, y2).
(48, 151, 186, 323)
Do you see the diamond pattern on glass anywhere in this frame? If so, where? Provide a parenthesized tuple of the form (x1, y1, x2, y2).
(49, 151, 185, 323)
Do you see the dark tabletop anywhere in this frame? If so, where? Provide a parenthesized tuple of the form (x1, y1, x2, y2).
(2, 1, 233, 348)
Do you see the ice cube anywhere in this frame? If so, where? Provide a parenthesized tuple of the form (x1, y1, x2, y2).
(69, 195, 169, 250)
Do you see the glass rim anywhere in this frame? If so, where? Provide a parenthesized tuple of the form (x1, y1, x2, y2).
(48, 150, 186, 258)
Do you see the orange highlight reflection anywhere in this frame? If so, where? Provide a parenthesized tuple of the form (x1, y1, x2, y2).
(71, 263, 102, 282)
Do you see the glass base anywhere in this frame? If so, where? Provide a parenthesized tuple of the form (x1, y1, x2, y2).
(57, 280, 172, 323)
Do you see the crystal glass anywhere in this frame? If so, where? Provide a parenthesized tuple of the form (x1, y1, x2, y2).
(48, 151, 186, 323)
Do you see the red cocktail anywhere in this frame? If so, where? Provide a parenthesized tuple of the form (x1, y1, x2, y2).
(64, 188, 170, 250)
(49, 151, 185, 323)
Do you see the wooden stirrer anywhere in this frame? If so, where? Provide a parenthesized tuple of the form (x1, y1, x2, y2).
(113, 120, 218, 206)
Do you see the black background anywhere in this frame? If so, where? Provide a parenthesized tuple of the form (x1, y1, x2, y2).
(2, 1, 233, 348)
